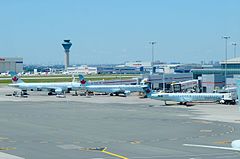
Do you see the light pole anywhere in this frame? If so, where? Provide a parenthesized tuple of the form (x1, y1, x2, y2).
(162, 72, 165, 92)
(149, 41, 156, 67)
(232, 42, 237, 58)
(222, 36, 230, 88)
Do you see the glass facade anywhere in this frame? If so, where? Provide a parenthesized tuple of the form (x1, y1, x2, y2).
(221, 64, 240, 69)
(191, 69, 240, 79)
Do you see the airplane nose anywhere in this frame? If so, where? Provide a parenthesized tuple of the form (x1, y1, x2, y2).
(231, 140, 240, 149)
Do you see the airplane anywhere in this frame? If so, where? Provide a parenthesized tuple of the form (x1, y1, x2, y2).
(183, 140, 240, 151)
(79, 74, 148, 96)
(144, 88, 224, 105)
(8, 73, 81, 96)
(0, 152, 25, 159)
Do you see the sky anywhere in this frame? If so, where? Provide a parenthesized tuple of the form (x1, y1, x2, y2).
(0, 0, 239, 65)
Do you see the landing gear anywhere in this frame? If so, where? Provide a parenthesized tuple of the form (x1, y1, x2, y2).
(13, 90, 28, 97)
(48, 92, 56, 96)
(72, 91, 78, 96)
(178, 102, 188, 105)
(109, 93, 127, 97)
(121, 94, 127, 97)
(224, 100, 236, 105)
(13, 91, 18, 96)
(21, 90, 28, 96)
(66, 88, 72, 93)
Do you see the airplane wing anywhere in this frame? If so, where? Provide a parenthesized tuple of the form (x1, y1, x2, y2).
(109, 88, 131, 95)
(179, 97, 192, 102)
(111, 88, 123, 93)
(46, 87, 63, 94)
(0, 152, 25, 159)
(183, 144, 240, 151)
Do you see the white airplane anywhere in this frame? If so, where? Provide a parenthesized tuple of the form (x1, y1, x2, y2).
(0, 152, 25, 159)
(79, 75, 148, 96)
(8, 73, 80, 95)
(144, 88, 224, 105)
(183, 140, 240, 151)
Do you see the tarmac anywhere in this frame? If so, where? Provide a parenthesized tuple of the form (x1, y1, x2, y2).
(1, 86, 240, 159)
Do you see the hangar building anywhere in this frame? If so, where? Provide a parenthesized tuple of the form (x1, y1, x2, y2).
(0, 57, 23, 73)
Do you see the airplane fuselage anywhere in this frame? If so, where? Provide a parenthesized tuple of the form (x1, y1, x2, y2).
(9, 82, 81, 92)
(84, 84, 147, 94)
(149, 92, 223, 102)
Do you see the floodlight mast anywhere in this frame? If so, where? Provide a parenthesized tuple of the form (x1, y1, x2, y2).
(149, 41, 156, 67)
(232, 42, 237, 58)
(222, 36, 230, 88)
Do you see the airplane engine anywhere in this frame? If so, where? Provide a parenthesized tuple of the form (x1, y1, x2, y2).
(124, 90, 131, 95)
(231, 140, 240, 149)
(66, 88, 72, 93)
(55, 88, 63, 94)
(37, 88, 42, 91)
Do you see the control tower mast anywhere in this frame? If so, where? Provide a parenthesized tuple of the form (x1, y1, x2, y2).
(62, 40, 72, 70)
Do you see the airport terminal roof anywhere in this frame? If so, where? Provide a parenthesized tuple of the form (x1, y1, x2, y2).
(220, 57, 240, 64)
(191, 68, 240, 74)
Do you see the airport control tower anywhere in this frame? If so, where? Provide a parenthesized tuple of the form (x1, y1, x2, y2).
(62, 40, 72, 70)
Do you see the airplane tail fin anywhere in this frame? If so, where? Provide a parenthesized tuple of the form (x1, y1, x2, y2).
(142, 86, 152, 98)
(79, 74, 88, 86)
(140, 78, 149, 85)
(9, 71, 24, 84)
(140, 78, 152, 97)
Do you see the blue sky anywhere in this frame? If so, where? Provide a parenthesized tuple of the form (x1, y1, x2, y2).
(0, 0, 239, 64)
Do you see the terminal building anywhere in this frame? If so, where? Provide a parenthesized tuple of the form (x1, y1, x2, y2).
(189, 57, 240, 92)
(125, 61, 151, 68)
(0, 57, 23, 73)
(237, 79, 240, 103)
(220, 57, 240, 69)
(201, 74, 225, 93)
(66, 65, 97, 75)
(143, 73, 193, 91)
(191, 57, 240, 79)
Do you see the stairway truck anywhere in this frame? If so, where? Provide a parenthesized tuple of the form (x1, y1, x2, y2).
(219, 93, 236, 105)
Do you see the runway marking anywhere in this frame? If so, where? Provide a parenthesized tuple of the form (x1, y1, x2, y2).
(55, 141, 63, 144)
(101, 147, 128, 159)
(130, 140, 141, 144)
(198, 135, 206, 138)
(192, 120, 212, 124)
(0, 152, 24, 159)
(57, 144, 83, 150)
(0, 137, 9, 140)
(183, 143, 240, 151)
(77, 147, 128, 159)
(130, 152, 238, 159)
(214, 140, 231, 144)
(215, 155, 240, 158)
(9, 140, 16, 143)
(200, 129, 212, 133)
(0, 147, 16, 150)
